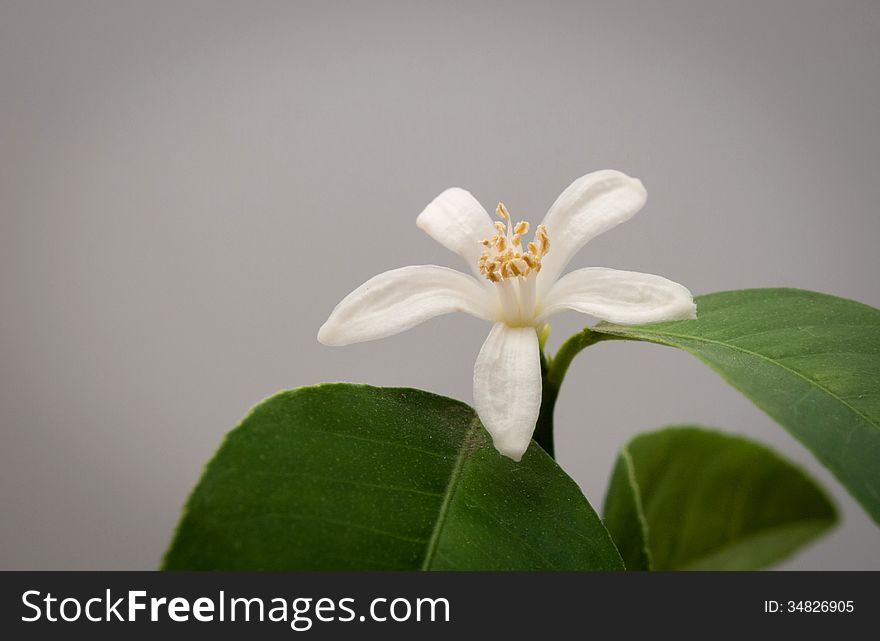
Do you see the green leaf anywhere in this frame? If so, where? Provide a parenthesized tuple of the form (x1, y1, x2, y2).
(163, 384, 623, 570)
(603, 426, 837, 570)
(593, 288, 880, 524)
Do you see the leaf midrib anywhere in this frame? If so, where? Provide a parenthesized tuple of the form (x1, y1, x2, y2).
(620, 446, 654, 570)
(419, 415, 482, 569)
(599, 326, 878, 433)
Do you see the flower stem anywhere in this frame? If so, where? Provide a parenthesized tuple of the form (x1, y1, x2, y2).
(533, 327, 610, 458)
(533, 352, 558, 457)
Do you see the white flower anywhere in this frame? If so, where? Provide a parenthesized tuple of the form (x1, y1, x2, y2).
(318, 170, 696, 461)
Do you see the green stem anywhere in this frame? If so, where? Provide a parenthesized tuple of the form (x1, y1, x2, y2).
(533, 352, 558, 457)
(533, 327, 610, 458)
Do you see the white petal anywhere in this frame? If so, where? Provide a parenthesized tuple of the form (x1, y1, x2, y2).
(539, 267, 697, 325)
(473, 323, 542, 461)
(318, 265, 492, 346)
(416, 187, 496, 276)
(537, 170, 647, 296)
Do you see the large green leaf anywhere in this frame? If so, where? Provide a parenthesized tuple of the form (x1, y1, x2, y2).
(593, 288, 880, 524)
(603, 426, 837, 570)
(163, 384, 623, 570)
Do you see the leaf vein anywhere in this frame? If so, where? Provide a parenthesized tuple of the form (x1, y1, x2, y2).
(604, 329, 878, 432)
(419, 415, 482, 569)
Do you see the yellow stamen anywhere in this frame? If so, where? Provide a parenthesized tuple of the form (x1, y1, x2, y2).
(478, 202, 550, 282)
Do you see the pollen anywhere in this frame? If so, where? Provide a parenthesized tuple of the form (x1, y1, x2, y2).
(478, 202, 549, 282)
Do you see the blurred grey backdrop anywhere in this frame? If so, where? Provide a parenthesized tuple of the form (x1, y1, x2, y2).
(1, 0, 878, 569)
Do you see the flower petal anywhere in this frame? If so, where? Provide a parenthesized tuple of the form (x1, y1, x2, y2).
(537, 170, 647, 296)
(416, 187, 496, 276)
(318, 265, 492, 346)
(473, 323, 542, 461)
(539, 267, 697, 325)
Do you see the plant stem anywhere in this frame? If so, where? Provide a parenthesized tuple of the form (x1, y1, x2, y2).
(533, 327, 610, 458)
(533, 352, 558, 457)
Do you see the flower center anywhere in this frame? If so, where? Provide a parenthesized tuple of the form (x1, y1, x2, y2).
(478, 202, 550, 283)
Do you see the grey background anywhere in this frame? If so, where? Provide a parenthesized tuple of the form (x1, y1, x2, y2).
(1, 0, 878, 569)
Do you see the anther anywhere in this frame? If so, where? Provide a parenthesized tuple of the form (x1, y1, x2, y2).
(477, 203, 550, 282)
